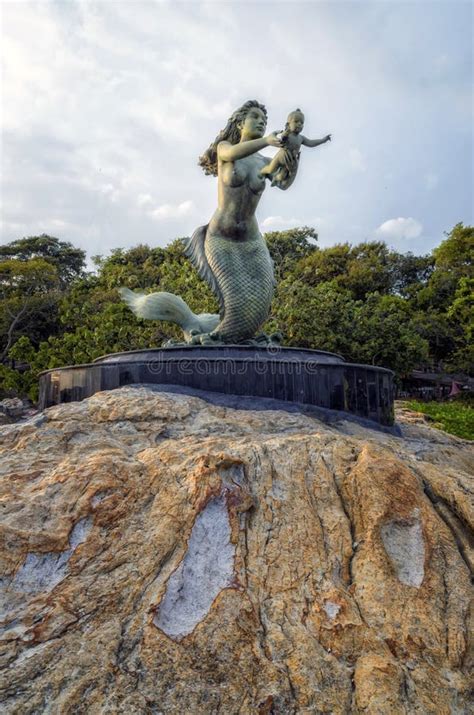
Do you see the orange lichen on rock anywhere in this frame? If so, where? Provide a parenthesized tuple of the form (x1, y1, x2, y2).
(0, 388, 472, 713)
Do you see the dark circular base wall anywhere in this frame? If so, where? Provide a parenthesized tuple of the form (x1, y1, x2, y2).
(38, 346, 395, 427)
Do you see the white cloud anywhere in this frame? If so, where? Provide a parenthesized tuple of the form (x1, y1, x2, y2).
(150, 200, 194, 220)
(100, 184, 121, 203)
(137, 193, 154, 207)
(262, 216, 327, 233)
(262, 216, 305, 230)
(375, 217, 423, 241)
(349, 148, 367, 172)
(50, 219, 70, 229)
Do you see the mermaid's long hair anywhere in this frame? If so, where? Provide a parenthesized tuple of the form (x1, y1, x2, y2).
(198, 100, 267, 176)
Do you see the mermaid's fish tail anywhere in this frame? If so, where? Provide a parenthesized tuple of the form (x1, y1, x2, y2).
(119, 288, 219, 339)
(204, 233, 274, 342)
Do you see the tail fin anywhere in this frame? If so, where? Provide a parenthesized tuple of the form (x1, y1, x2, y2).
(118, 288, 196, 329)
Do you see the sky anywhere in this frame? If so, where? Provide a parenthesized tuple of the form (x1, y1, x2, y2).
(1, 0, 472, 264)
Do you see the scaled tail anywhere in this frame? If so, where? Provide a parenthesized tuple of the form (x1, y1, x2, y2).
(119, 288, 194, 327)
(118, 288, 219, 339)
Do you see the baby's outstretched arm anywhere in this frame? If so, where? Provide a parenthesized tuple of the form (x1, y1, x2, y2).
(302, 134, 331, 147)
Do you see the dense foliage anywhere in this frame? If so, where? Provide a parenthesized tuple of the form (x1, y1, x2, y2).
(0, 224, 472, 401)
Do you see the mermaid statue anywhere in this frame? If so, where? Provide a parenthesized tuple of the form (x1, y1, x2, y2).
(120, 100, 329, 346)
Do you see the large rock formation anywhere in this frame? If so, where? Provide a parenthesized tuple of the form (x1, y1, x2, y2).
(0, 387, 472, 713)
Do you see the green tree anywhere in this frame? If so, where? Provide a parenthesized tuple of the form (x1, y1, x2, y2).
(291, 240, 437, 302)
(341, 241, 396, 299)
(264, 226, 318, 279)
(351, 294, 429, 376)
(445, 277, 474, 373)
(0, 235, 87, 364)
(294, 242, 352, 288)
(0, 258, 60, 361)
(271, 278, 358, 356)
(417, 223, 473, 312)
(433, 222, 473, 274)
(0, 234, 85, 288)
(413, 224, 473, 371)
(390, 252, 434, 299)
(92, 243, 167, 290)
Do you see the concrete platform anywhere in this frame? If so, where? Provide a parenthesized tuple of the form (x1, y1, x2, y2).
(38, 346, 395, 427)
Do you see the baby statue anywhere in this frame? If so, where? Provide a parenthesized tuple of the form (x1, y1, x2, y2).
(260, 108, 331, 189)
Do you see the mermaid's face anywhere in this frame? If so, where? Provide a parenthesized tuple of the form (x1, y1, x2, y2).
(239, 107, 267, 141)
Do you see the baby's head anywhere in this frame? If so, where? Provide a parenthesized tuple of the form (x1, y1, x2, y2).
(286, 109, 305, 134)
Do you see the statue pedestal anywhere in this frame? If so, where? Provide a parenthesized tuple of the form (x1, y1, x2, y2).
(39, 346, 395, 429)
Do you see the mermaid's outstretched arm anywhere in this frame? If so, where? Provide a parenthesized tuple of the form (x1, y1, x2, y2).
(218, 132, 281, 162)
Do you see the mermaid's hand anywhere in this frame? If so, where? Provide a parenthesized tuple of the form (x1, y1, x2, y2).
(266, 131, 283, 148)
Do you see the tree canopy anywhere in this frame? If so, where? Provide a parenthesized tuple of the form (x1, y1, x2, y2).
(0, 234, 86, 288)
(0, 236, 87, 366)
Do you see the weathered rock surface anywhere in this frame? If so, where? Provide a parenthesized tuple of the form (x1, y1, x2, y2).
(0, 398, 37, 425)
(0, 387, 472, 714)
